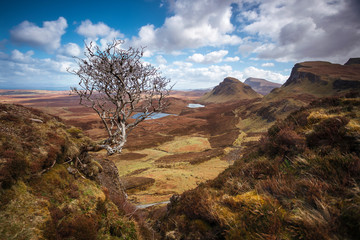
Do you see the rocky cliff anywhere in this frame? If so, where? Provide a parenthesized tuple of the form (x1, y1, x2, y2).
(281, 60, 360, 95)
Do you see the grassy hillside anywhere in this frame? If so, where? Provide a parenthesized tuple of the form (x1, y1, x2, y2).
(0, 104, 139, 239)
(157, 92, 360, 239)
(233, 60, 360, 143)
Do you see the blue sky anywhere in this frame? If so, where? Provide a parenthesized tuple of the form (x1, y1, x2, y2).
(1, 0, 359, 90)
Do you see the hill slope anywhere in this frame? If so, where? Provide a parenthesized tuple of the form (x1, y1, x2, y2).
(0, 104, 138, 239)
(199, 77, 262, 103)
(244, 77, 282, 95)
(157, 93, 360, 239)
(268, 60, 360, 100)
(233, 59, 360, 138)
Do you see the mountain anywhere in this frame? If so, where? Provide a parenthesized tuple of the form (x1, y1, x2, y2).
(244, 77, 282, 95)
(222, 58, 360, 147)
(345, 57, 360, 65)
(198, 77, 262, 103)
(269, 59, 360, 99)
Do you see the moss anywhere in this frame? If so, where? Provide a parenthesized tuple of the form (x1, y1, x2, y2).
(66, 126, 84, 138)
(0, 181, 51, 240)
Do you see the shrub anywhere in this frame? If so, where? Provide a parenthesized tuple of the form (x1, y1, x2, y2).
(1, 155, 29, 188)
(57, 214, 98, 240)
(340, 198, 360, 239)
(66, 127, 83, 138)
(96, 197, 107, 216)
(306, 116, 349, 149)
(109, 220, 137, 239)
(178, 189, 219, 224)
(222, 192, 285, 239)
(261, 126, 305, 157)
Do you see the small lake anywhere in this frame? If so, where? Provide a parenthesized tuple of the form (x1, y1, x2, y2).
(187, 103, 205, 108)
(132, 112, 175, 120)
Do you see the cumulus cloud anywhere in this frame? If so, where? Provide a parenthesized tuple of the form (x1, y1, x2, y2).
(224, 56, 240, 62)
(0, 49, 77, 89)
(187, 50, 228, 64)
(240, 0, 360, 63)
(10, 17, 68, 52)
(261, 62, 274, 67)
(243, 66, 288, 84)
(131, 0, 242, 53)
(11, 49, 35, 63)
(161, 62, 244, 89)
(76, 20, 112, 38)
(76, 20, 124, 49)
(59, 43, 82, 57)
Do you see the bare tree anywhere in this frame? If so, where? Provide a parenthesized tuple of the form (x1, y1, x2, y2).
(70, 40, 171, 155)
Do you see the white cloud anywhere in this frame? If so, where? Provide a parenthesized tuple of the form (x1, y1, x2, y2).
(10, 17, 67, 52)
(173, 61, 193, 68)
(11, 49, 34, 63)
(159, 61, 245, 89)
(240, 0, 360, 63)
(76, 20, 124, 50)
(243, 66, 288, 84)
(261, 62, 274, 67)
(156, 55, 167, 64)
(59, 43, 82, 57)
(187, 50, 228, 64)
(76, 20, 115, 38)
(131, 0, 242, 53)
(224, 56, 240, 62)
(0, 49, 78, 89)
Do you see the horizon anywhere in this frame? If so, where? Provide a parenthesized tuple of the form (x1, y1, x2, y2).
(1, 0, 359, 90)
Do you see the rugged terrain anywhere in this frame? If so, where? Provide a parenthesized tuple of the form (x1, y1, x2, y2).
(157, 92, 360, 239)
(0, 104, 139, 239)
(0, 58, 359, 239)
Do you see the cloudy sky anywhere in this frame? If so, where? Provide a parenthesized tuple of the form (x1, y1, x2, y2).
(1, 0, 359, 90)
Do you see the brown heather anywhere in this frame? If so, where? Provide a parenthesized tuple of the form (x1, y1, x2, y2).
(157, 94, 360, 240)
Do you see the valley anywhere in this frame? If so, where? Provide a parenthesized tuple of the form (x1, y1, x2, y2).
(1, 59, 360, 239)
(0, 89, 239, 205)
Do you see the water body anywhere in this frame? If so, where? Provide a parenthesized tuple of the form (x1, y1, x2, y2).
(187, 103, 205, 108)
(132, 112, 175, 120)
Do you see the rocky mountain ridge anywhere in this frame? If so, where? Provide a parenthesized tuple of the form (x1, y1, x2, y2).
(280, 59, 360, 93)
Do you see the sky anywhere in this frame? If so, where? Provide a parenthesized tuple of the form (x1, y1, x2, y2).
(1, 0, 359, 90)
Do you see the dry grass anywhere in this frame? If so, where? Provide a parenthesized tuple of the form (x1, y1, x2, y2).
(157, 136, 211, 153)
(158, 95, 360, 239)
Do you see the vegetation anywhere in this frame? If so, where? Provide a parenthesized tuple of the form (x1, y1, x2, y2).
(1, 59, 359, 239)
(158, 93, 360, 239)
(0, 104, 138, 239)
(70, 40, 172, 155)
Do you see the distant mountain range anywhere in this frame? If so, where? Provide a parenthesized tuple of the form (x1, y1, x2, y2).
(244, 77, 282, 95)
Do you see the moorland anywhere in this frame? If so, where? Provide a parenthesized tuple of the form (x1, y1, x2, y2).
(0, 58, 360, 239)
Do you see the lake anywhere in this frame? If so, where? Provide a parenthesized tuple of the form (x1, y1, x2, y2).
(132, 112, 175, 120)
(187, 103, 205, 108)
